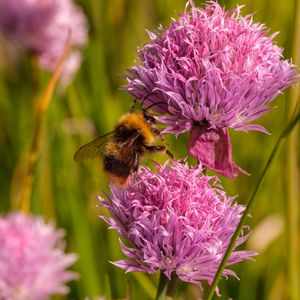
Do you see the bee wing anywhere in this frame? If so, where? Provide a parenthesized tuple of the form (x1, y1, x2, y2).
(73, 131, 114, 162)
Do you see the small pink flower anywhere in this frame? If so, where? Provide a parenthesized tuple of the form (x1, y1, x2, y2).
(0, 0, 88, 85)
(124, 1, 298, 178)
(0, 212, 78, 300)
(99, 161, 255, 287)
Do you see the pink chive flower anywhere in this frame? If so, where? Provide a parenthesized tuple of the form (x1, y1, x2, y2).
(99, 161, 256, 288)
(0, 0, 88, 85)
(0, 212, 78, 300)
(124, 1, 298, 178)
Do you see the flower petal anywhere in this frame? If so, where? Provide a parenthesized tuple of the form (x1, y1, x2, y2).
(188, 126, 250, 179)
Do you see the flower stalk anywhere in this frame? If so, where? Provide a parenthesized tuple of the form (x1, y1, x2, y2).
(205, 104, 300, 300)
(155, 272, 169, 300)
(16, 32, 71, 213)
(155, 272, 178, 300)
(285, 0, 300, 298)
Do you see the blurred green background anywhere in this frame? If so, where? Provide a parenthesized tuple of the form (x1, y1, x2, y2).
(0, 0, 299, 299)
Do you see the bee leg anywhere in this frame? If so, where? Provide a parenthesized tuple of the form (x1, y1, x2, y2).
(152, 128, 161, 136)
(152, 129, 175, 159)
(133, 152, 139, 184)
(130, 98, 138, 113)
(151, 129, 175, 160)
(144, 145, 174, 160)
(165, 149, 175, 160)
(144, 145, 165, 152)
(178, 157, 187, 164)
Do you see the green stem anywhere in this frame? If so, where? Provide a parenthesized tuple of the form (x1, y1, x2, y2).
(155, 272, 178, 300)
(286, 0, 300, 297)
(205, 107, 300, 300)
(155, 272, 170, 300)
(166, 275, 178, 299)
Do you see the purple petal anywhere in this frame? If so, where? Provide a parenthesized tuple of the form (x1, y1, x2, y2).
(188, 126, 250, 179)
(99, 160, 256, 288)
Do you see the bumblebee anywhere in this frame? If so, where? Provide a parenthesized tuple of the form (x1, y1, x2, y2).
(74, 105, 173, 185)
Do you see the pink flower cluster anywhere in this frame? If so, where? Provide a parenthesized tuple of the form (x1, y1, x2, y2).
(0, 0, 88, 84)
(97, 0, 297, 295)
(99, 161, 255, 286)
(0, 212, 77, 300)
(124, 1, 298, 178)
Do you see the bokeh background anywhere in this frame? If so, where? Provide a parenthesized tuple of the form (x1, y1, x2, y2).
(0, 0, 299, 299)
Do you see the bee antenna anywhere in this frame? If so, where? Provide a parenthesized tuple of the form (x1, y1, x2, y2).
(141, 92, 156, 106)
(130, 92, 156, 113)
(145, 101, 167, 111)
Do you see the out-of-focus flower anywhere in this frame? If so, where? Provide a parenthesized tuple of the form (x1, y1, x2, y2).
(247, 214, 284, 252)
(124, 1, 298, 178)
(0, 0, 88, 85)
(99, 161, 255, 287)
(0, 212, 78, 300)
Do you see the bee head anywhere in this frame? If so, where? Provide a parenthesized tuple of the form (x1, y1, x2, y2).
(143, 110, 156, 124)
(131, 94, 167, 125)
(142, 101, 167, 124)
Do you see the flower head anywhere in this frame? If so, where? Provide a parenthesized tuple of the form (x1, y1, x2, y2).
(0, 212, 78, 300)
(0, 0, 88, 84)
(124, 1, 298, 178)
(99, 161, 255, 287)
